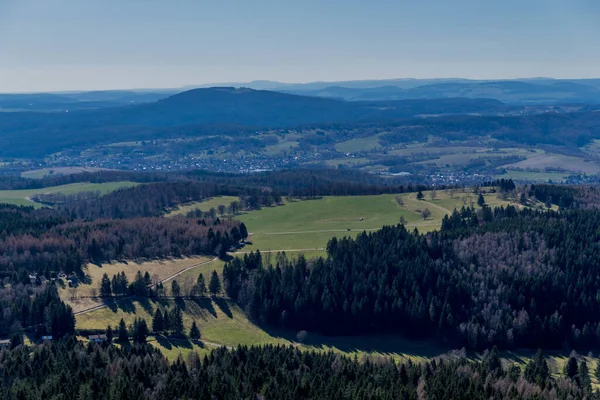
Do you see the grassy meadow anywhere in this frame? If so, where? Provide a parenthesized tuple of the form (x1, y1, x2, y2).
(0, 181, 137, 207)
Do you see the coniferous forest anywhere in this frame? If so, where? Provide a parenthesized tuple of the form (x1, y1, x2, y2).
(224, 206, 600, 350)
(0, 341, 594, 400)
(3, 172, 600, 398)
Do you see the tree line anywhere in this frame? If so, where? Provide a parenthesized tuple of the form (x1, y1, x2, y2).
(1, 340, 596, 399)
(223, 206, 600, 350)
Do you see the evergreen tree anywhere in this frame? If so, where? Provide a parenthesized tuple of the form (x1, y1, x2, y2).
(579, 360, 592, 393)
(172, 306, 184, 336)
(106, 325, 113, 343)
(118, 318, 128, 343)
(152, 309, 164, 333)
(524, 350, 550, 387)
(196, 274, 207, 296)
(209, 270, 221, 295)
(416, 190, 424, 200)
(10, 333, 22, 349)
(189, 321, 200, 340)
(239, 223, 248, 240)
(595, 358, 600, 382)
(132, 318, 148, 343)
(100, 273, 112, 297)
(477, 193, 486, 207)
(171, 280, 181, 298)
(565, 356, 579, 379)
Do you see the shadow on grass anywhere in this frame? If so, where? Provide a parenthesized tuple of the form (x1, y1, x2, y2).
(191, 297, 217, 318)
(116, 298, 137, 314)
(259, 324, 449, 359)
(212, 297, 233, 318)
(155, 335, 194, 351)
(137, 297, 155, 316)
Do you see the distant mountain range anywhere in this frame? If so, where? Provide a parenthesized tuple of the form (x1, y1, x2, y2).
(0, 85, 599, 159)
(3, 78, 599, 113)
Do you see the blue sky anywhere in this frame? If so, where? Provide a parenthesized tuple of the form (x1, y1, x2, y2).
(0, 0, 599, 92)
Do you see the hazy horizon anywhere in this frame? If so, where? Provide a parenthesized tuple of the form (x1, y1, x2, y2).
(1, 0, 599, 92)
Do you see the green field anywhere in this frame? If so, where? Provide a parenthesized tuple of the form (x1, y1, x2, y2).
(0, 181, 137, 207)
(497, 170, 570, 182)
(168, 196, 239, 216)
(235, 190, 513, 252)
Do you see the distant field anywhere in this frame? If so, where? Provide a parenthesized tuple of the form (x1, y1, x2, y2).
(505, 153, 600, 174)
(497, 170, 570, 182)
(21, 167, 111, 179)
(335, 136, 382, 153)
(236, 190, 513, 253)
(168, 196, 239, 217)
(0, 181, 137, 207)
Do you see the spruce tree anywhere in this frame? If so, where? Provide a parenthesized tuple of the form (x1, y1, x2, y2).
(100, 273, 112, 297)
(132, 318, 148, 343)
(579, 360, 592, 393)
(565, 356, 579, 379)
(209, 270, 221, 295)
(172, 306, 184, 336)
(197, 274, 207, 296)
(171, 280, 181, 298)
(106, 325, 113, 343)
(189, 321, 200, 340)
(118, 318, 128, 343)
(152, 309, 164, 333)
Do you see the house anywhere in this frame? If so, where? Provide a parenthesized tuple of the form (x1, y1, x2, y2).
(88, 334, 107, 343)
(0, 339, 10, 348)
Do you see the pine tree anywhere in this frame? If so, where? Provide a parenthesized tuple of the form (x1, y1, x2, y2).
(132, 318, 148, 343)
(209, 270, 221, 295)
(196, 274, 207, 296)
(106, 325, 113, 343)
(565, 356, 578, 379)
(416, 190, 424, 200)
(100, 273, 112, 297)
(172, 306, 184, 336)
(239, 223, 248, 239)
(118, 318, 128, 343)
(477, 193, 486, 207)
(152, 309, 164, 333)
(189, 321, 200, 340)
(171, 280, 181, 298)
(579, 360, 592, 393)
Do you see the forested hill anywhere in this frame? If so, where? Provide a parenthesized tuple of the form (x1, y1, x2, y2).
(224, 206, 600, 350)
(0, 88, 512, 158)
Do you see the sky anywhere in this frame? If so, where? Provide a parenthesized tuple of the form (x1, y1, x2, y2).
(0, 0, 599, 92)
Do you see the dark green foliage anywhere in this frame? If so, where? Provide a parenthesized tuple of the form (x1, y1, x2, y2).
(578, 360, 592, 393)
(416, 190, 424, 200)
(565, 356, 579, 379)
(100, 273, 112, 297)
(152, 309, 164, 333)
(224, 206, 600, 349)
(106, 325, 113, 343)
(117, 319, 128, 343)
(132, 318, 149, 343)
(477, 193, 485, 207)
(524, 349, 550, 387)
(189, 321, 200, 340)
(0, 342, 586, 399)
(209, 270, 221, 295)
(171, 281, 180, 298)
(171, 306, 184, 336)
